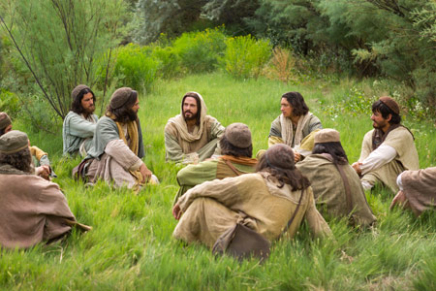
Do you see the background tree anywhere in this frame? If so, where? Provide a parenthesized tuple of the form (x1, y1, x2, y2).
(0, 0, 128, 123)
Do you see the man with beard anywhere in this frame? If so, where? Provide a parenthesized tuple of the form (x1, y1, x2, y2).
(164, 91, 225, 164)
(77, 87, 158, 192)
(173, 123, 258, 204)
(63, 84, 99, 157)
(0, 130, 89, 249)
(0, 112, 53, 180)
(352, 96, 419, 193)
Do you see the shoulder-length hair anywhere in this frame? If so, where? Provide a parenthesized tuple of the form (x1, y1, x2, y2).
(312, 142, 349, 165)
(220, 135, 252, 158)
(281, 92, 309, 117)
(71, 87, 96, 115)
(107, 90, 138, 123)
(0, 147, 33, 174)
(256, 144, 310, 190)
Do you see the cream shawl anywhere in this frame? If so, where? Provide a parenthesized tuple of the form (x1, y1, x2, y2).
(167, 92, 208, 153)
(280, 112, 313, 147)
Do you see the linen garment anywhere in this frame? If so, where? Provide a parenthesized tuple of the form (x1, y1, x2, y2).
(297, 154, 376, 227)
(173, 173, 331, 248)
(268, 112, 322, 151)
(0, 164, 75, 249)
(164, 93, 225, 163)
(63, 111, 98, 156)
(86, 116, 147, 190)
(359, 127, 419, 193)
(174, 155, 257, 203)
(399, 167, 436, 216)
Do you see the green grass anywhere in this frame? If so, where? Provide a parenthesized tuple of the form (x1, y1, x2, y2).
(2, 72, 435, 290)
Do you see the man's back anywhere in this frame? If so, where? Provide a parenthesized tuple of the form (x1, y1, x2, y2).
(0, 171, 74, 249)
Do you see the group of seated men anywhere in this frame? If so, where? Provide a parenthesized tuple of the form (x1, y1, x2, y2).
(0, 86, 434, 250)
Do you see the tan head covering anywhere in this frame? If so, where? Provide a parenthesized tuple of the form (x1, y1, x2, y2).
(225, 123, 252, 148)
(0, 112, 12, 131)
(71, 84, 91, 100)
(379, 96, 400, 115)
(110, 87, 135, 109)
(314, 129, 340, 144)
(0, 130, 29, 154)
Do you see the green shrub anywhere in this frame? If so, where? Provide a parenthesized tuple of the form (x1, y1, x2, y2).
(0, 90, 20, 117)
(221, 35, 271, 79)
(172, 28, 227, 73)
(113, 43, 159, 93)
(151, 45, 182, 79)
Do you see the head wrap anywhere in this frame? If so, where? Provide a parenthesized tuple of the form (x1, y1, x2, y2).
(110, 87, 135, 109)
(224, 123, 252, 148)
(314, 129, 340, 144)
(379, 96, 400, 115)
(71, 84, 91, 100)
(0, 130, 28, 154)
(0, 112, 12, 131)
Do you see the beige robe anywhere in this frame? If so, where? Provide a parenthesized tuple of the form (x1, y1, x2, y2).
(164, 92, 225, 163)
(401, 167, 436, 216)
(0, 165, 75, 249)
(297, 154, 376, 227)
(173, 173, 331, 248)
(360, 127, 419, 193)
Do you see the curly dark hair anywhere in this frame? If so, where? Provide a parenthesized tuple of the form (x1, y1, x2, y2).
(372, 100, 401, 124)
(0, 147, 33, 173)
(256, 144, 310, 190)
(312, 142, 349, 165)
(106, 90, 138, 123)
(71, 87, 96, 115)
(220, 135, 252, 158)
(281, 92, 309, 117)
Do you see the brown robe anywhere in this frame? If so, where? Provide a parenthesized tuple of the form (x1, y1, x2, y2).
(173, 173, 331, 248)
(401, 167, 436, 216)
(0, 164, 75, 249)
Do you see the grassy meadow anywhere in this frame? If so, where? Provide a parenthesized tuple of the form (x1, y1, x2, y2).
(1, 72, 435, 290)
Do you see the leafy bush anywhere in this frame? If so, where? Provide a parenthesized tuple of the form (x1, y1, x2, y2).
(113, 44, 159, 93)
(172, 28, 227, 73)
(150, 45, 182, 79)
(221, 35, 271, 79)
(0, 89, 20, 117)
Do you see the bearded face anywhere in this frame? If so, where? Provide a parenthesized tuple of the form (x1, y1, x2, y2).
(182, 97, 198, 121)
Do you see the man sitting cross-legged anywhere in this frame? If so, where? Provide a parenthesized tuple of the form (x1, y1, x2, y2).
(164, 91, 225, 164)
(0, 130, 90, 249)
(173, 123, 258, 204)
(75, 87, 158, 192)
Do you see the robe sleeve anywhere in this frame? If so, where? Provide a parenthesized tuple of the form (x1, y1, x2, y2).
(177, 175, 247, 212)
(36, 182, 76, 241)
(67, 113, 97, 138)
(210, 119, 225, 155)
(164, 130, 186, 162)
(358, 130, 374, 162)
(304, 190, 332, 239)
(105, 139, 142, 171)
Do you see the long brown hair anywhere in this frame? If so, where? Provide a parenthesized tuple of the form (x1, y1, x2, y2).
(256, 144, 310, 190)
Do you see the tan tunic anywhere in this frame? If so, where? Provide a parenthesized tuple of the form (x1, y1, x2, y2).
(401, 167, 436, 216)
(360, 127, 419, 193)
(0, 166, 75, 249)
(297, 154, 376, 227)
(173, 173, 331, 248)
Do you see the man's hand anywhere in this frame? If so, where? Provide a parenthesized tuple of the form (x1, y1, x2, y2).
(294, 152, 301, 163)
(351, 162, 362, 176)
(172, 204, 182, 220)
(36, 165, 51, 180)
(390, 190, 410, 210)
(139, 163, 152, 183)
